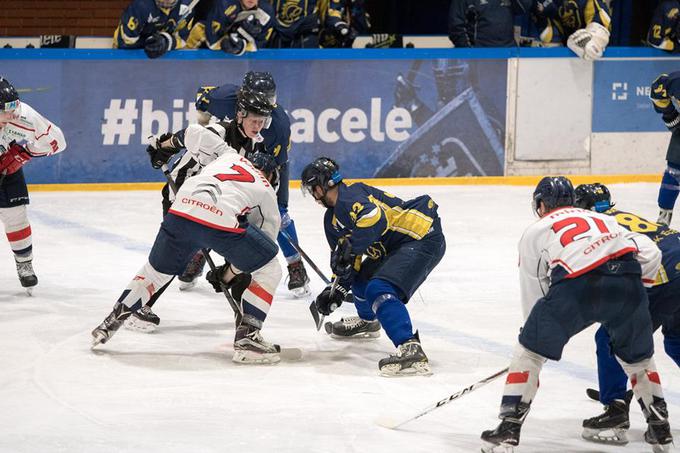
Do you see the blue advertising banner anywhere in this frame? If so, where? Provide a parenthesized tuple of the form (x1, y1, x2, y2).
(2, 56, 507, 183)
(592, 59, 680, 133)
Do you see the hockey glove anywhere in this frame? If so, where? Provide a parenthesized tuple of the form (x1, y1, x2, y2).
(333, 21, 356, 47)
(331, 237, 356, 281)
(221, 33, 246, 56)
(236, 14, 263, 47)
(315, 283, 349, 315)
(147, 132, 183, 169)
(206, 264, 252, 302)
(0, 142, 32, 175)
(144, 32, 173, 59)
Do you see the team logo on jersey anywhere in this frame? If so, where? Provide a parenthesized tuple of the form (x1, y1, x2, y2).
(365, 242, 387, 260)
(558, 0, 582, 31)
(147, 13, 160, 23)
(127, 16, 139, 30)
(279, 0, 303, 26)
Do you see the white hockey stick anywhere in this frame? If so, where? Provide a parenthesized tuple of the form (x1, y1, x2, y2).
(376, 367, 509, 430)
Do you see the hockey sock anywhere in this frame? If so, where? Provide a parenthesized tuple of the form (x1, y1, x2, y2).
(241, 258, 281, 329)
(350, 278, 376, 321)
(277, 211, 301, 263)
(0, 205, 32, 262)
(500, 344, 546, 417)
(368, 279, 412, 347)
(595, 326, 629, 404)
(117, 261, 174, 311)
(615, 356, 665, 416)
(657, 163, 680, 210)
(663, 334, 680, 368)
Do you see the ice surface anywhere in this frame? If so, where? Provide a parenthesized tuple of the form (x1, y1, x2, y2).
(0, 183, 677, 452)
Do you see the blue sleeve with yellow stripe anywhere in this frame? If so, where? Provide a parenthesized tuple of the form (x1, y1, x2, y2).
(262, 104, 291, 166)
(582, 0, 612, 30)
(651, 71, 680, 115)
(648, 1, 680, 51)
(195, 83, 238, 120)
(114, 0, 150, 49)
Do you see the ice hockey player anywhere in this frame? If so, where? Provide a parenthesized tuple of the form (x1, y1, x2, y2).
(91, 148, 284, 364)
(0, 77, 67, 293)
(574, 182, 679, 448)
(481, 176, 672, 452)
(650, 71, 680, 226)
(300, 157, 446, 376)
(532, 0, 611, 60)
(124, 86, 274, 331)
(185, 0, 274, 55)
(269, 0, 350, 48)
(195, 72, 311, 297)
(113, 0, 195, 59)
(647, 0, 680, 52)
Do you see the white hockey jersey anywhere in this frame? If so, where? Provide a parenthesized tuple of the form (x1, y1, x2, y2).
(0, 102, 66, 157)
(168, 151, 280, 240)
(518, 207, 662, 318)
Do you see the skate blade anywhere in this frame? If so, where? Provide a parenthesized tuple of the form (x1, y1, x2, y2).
(91, 333, 106, 350)
(481, 441, 515, 453)
(651, 443, 671, 453)
(330, 331, 381, 340)
(232, 350, 281, 364)
(290, 285, 311, 298)
(25, 287, 34, 296)
(124, 317, 157, 333)
(581, 427, 629, 445)
(379, 362, 432, 377)
(178, 279, 197, 291)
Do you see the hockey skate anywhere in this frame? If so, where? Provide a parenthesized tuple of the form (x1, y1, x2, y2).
(645, 401, 673, 452)
(91, 303, 133, 348)
(481, 403, 530, 453)
(378, 332, 431, 377)
(124, 305, 160, 333)
(324, 316, 381, 339)
(286, 260, 310, 297)
(232, 324, 281, 364)
(15, 259, 37, 294)
(178, 251, 206, 291)
(582, 399, 630, 445)
(658, 208, 673, 227)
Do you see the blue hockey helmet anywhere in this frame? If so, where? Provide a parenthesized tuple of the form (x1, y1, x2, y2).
(243, 71, 276, 105)
(300, 157, 342, 197)
(250, 151, 279, 189)
(532, 176, 575, 216)
(574, 183, 613, 213)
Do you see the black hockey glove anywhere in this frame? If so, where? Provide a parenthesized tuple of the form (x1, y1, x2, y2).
(663, 110, 680, 133)
(331, 237, 356, 281)
(206, 264, 252, 303)
(144, 32, 172, 59)
(236, 14, 263, 44)
(333, 21, 356, 47)
(221, 33, 246, 55)
(315, 283, 349, 316)
(147, 132, 181, 169)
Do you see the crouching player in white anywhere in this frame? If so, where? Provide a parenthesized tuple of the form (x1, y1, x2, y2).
(0, 77, 66, 293)
(91, 151, 283, 364)
(481, 177, 673, 452)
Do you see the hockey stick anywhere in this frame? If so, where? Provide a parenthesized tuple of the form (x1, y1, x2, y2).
(160, 164, 243, 321)
(168, 0, 200, 34)
(376, 367, 509, 430)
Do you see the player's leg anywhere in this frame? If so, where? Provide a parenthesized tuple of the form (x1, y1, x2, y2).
(91, 214, 199, 347)
(327, 277, 381, 339)
(0, 170, 36, 291)
(581, 326, 631, 445)
(651, 278, 680, 368)
(276, 164, 310, 297)
(657, 131, 680, 225)
(209, 223, 281, 364)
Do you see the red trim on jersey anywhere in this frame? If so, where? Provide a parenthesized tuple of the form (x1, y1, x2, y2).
(553, 248, 637, 279)
(506, 371, 529, 384)
(6, 225, 32, 242)
(647, 371, 661, 385)
(642, 278, 656, 285)
(167, 209, 246, 233)
(34, 124, 52, 140)
(551, 259, 574, 273)
(631, 374, 637, 388)
(246, 281, 273, 305)
(8, 121, 35, 132)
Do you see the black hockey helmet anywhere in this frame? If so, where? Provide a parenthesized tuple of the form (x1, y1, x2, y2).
(300, 157, 342, 197)
(236, 86, 274, 119)
(574, 183, 613, 213)
(155, 0, 178, 9)
(250, 151, 279, 189)
(0, 77, 20, 112)
(532, 176, 575, 216)
(243, 71, 276, 105)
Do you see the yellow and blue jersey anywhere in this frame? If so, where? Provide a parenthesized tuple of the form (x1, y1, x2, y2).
(323, 182, 439, 260)
(606, 208, 680, 285)
(113, 0, 194, 49)
(195, 84, 291, 166)
(648, 1, 680, 51)
(651, 71, 680, 116)
(535, 0, 611, 44)
(271, 0, 344, 39)
(186, 0, 274, 50)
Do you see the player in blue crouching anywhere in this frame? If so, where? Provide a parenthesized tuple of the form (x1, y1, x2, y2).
(300, 157, 446, 376)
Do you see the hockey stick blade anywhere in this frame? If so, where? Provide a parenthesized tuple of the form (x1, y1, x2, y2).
(280, 347, 304, 361)
(309, 300, 324, 331)
(376, 367, 509, 430)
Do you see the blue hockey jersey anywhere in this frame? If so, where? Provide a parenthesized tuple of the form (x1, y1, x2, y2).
(113, 0, 194, 49)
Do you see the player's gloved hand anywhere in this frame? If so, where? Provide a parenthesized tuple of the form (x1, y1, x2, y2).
(315, 283, 349, 315)
(144, 32, 173, 59)
(333, 21, 356, 47)
(297, 13, 321, 34)
(331, 237, 356, 281)
(566, 29, 591, 59)
(236, 14, 262, 45)
(0, 142, 32, 175)
(221, 33, 246, 56)
(147, 132, 179, 169)
(663, 110, 680, 132)
(206, 264, 229, 293)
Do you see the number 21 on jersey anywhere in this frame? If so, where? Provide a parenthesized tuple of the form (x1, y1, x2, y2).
(552, 216, 610, 247)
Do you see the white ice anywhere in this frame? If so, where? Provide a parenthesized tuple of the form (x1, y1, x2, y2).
(0, 183, 677, 453)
